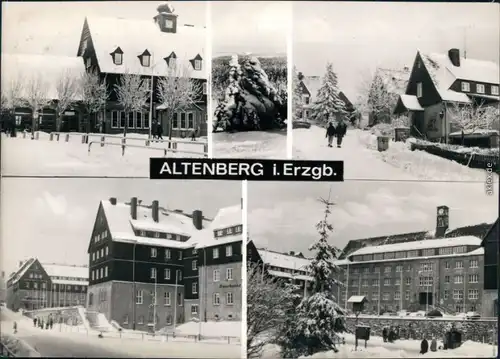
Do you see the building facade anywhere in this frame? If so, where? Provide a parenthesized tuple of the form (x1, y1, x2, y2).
(394, 48, 499, 141)
(86, 197, 242, 332)
(6, 259, 88, 311)
(481, 218, 498, 318)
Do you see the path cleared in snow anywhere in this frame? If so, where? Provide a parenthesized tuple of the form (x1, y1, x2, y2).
(293, 126, 498, 182)
(1, 132, 207, 177)
(213, 131, 287, 159)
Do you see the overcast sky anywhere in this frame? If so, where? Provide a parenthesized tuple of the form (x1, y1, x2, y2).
(249, 181, 498, 256)
(0, 179, 241, 275)
(1, 1, 207, 56)
(293, 2, 500, 101)
(212, 1, 289, 56)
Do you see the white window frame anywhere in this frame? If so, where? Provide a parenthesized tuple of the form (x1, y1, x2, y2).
(165, 249, 171, 260)
(468, 274, 478, 283)
(104, 266, 108, 277)
(461, 81, 470, 92)
(173, 112, 195, 130)
(100, 267, 103, 278)
(226, 268, 233, 281)
(119, 111, 126, 129)
(169, 56, 177, 68)
(455, 261, 463, 269)
(164, 292, 171, 306)
(92, 252, 95, 261)
(194, 59, 202, 71)
(192, 260, 197, 270)
(164, 268, 170, 280)
(202, 82, 207, 95)
(105, 246, 109, 256)
(454, 275, 463, 284)
(226, 292, 234, 305)
(151, 248, 157, 258)
(114, 53, 123, 66)
(469, 260, 478, 268)
(136, 290, 143, 304)
(417, 82, 423, 98)
(111, 110, 120, 129)
(213, 248, 219, 259)
(213, 293, 220, 306)
(151, 267, 157, 279)
(192, 282, 197, 294)
(91, 270, 95, 281)
(226, 245, 233, 257)
(492, 85, 499, 95)
(468, 289, 479, 300)
(191, 304, 198, 315)
(213, 269, 220, 282)
(179, 251, 183, 260)
(141, 55, 151, 67)
(476, 84, 485, 94)
(177, 292, 183, 306)
(100, 248, 104, 257)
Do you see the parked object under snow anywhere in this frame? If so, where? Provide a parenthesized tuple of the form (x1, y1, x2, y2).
(213, 55, 287, 132)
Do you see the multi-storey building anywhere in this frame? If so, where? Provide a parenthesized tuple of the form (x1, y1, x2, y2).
(0, 271, 6, 303)
(5, 259, 88, 311)
(481, 218, 498, 318)
(86, 197, 241, 332)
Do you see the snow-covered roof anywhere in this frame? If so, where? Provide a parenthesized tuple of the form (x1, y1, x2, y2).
(9, 258, 36, 285)
(375, 67, 411, 94)
(348, 236, 482, 257)
(84, 16, 206, 79)
(42, 264, 88, 280)
(348, 295, 367, 303)
(302, 76, 322, 102)
(258, 249, 311, 272)
(101, 199, 210, 248)
(1, 53, 86, 101)
(419, 51, 499, 102)
(192, 204, 243, 249)
(399, 94, 424, 111)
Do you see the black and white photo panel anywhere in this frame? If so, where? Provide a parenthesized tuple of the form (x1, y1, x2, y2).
(211, 1, 290, 159)
(247, 180, 498, 358)
(1, 1, 208, 177)
(291, 1, 499, 182)
(0, 178, 243, 358)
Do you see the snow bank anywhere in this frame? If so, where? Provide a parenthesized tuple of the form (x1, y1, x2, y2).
(0, 333, 41, 357)
(76, 306, 91, 331)
(213, 131, 286, 159)
(174, 321, 241, 338)
(412, 138, 499, 156)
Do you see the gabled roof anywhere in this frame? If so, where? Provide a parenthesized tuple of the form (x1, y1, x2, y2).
(101, 198, 211, 249)
(258, 248, 311, 272)
(83, 16, 206, 79)
(42, 263, 89, 286)
(301, 76, 322, 103)
(1, 53, 86, 101)
(481, 218, 499, 247)
(190, 204, 243, 249)
(418, 50, 499, 102)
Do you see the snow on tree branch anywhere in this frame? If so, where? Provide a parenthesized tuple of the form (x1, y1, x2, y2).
(24, 74, 52, 134)
(367, 69, 400, 123)
(115, 72, 150, 135)
(55, 70, 79, 132)
(80, 70, 108, 115)
(311, 63, 348, 124)
(1, 75, 25, 111)
(247, 263, 300, 358)
(449, 101, 500, 134)
(292, 66, 303, 121)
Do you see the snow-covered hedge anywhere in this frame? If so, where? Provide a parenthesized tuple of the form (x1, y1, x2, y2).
(412, 139, 499, 157)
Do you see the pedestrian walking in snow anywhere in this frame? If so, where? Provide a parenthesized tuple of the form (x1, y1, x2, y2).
(191, 127, 197, 141)
(325, 122, 336, 147)
(49, 318, 54, 329)
(33, 317, 37, 327)
(152, 120, 158, 141)
(430, 337, 437, 352)
(382, 327, 388, 342)
(13, 321, 17, 334)
(420, 337, 429, 354)
(336, 120, 347, 148)
(156, 122, 163, 140)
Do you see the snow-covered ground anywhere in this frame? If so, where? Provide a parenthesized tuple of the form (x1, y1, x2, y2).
(261, 333, 497, 358)
(293, 126, 499, 182)
(173, 321, 241, 339)
(213, 131, 287, 159)
(1, 132, 207, 177)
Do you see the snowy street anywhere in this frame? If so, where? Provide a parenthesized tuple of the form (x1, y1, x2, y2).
(293, 126, 499, 182)
(213, 131, 287, 159)
(1, 132, 207, 177)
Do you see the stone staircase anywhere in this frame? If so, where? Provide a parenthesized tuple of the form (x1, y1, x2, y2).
(85, 311, 116, 332)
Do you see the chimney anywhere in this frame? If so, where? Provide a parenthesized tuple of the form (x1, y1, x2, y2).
(130, 197, 138, 220)
(298, 72, 304, 81)
(154, 3, 178, 34)
(152, 200, 159, 223)
(448, 48, 460, 67)
(289, 251, 295, 256)
(435, 205, 450, 238)
(109, 197, 117, 205)
(192, 210, 203, 230)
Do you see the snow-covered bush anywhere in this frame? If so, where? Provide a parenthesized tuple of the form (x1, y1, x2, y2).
(278, 195, 346, 358)
(392, 114, 410, 128)
(370, 123, 394, 137)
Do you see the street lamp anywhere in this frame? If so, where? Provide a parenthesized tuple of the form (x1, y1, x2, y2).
(132, 240, 137, 331)
(147, 54, 163, 140)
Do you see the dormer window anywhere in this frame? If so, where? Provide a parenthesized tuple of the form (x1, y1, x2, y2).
(165, 19, 174, 29)
(476, 84, 485, 94)
(139, 50, 151, 67)
(110, 47, 123, 66)
(461, 82, 470, 92)
(190, 54, 203, 71)
(165, 52, 177, 68)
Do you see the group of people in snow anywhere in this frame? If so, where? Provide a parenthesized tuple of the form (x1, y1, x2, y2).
(325, 120, 348, 148)
(151, 120, 200, 141)
(33, 315, 55, 330)
(382, 326, 400, 343)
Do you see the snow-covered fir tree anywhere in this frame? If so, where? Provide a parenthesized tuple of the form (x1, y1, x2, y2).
(311, 63, 348, 124)
(292, 66, 303, 121)
(278, 193, 346, 358)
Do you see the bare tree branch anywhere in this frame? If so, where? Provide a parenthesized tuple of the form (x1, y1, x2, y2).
(1, 75, 25, 112)
(157, 64, 203, 146)
(448, 101, 500, 143)
(79, 70, 108, 135)
(114, 72, 150, 137)
(55, 70, 79, 132)
(24, 75, 51, 136)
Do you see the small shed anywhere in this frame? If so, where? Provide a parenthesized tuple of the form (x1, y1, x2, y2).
(348, 295, 368, 314)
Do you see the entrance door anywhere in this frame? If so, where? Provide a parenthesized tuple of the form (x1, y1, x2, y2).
(412, 112, 425, 138)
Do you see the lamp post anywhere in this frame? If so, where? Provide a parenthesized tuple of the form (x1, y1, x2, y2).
(132, 241, 137, 330)
(148, 54, 162, 140)
(173, 269, 179, 333)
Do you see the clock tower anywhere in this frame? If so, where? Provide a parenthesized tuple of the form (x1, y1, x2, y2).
(435, 205, 449, 238)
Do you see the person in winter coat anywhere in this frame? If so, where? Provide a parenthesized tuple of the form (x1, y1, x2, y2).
(33, 317, 37, 327)
(336, 120, 347, 148)
(325, 122, 336, 147)
(13, 321, 17, 334)
(420, 337, 429, 354)
(382, 327, 388, 342)
(49, 317, 54, 329)
(156, 122, 163, 140)
(430, 337, 437, 352)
